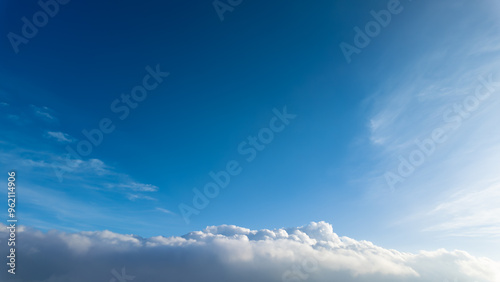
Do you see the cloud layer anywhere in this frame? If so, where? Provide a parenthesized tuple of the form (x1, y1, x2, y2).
(0, 222, 498, 282)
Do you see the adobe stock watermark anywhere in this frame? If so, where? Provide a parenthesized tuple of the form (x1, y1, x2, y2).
(51, 64, 169, 182)
(339, 0, 412, 64)
(282, 247, 330, 281)
(7, 0, 70, 54)
(384, 74, 500, 191)
(109, 267, 134, 282)
(178, 106, 296, 224)
(213, 0, 243, 21)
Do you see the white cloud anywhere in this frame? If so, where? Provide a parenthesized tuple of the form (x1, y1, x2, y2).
(423, 181, 500, 238)
(44, 157, 109, 176)
(358, 1, 500, 255)
(118, 182, 159, 192)
(127, 194, 157, 201)
(156, 207, 175, 215)
(30, 104, 57, 122)
(0, 146, 159, 214)
(45, 131, 75, 143)
(0, 222, 498, 282)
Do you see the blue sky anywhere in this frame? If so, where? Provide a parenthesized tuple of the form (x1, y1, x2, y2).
(1, 0, 500, 269)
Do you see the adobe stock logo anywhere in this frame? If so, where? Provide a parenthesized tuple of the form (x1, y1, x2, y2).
(7, 0, 70, 54)
(339, 0, 409, 63)
(179, 106, 296, 224)
(384, 74, 499, 191)
(109, 267, 134, 282)
(213, 0, 243, 21)
(282, 248, 329, 282)
(52, 64, 169, 182)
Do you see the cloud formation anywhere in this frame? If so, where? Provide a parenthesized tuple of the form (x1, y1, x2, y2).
(29, 104, 57, 122)
(423, 180, 500, 238)
(45, 131, 75, 143)
(0, 222, 498, 282)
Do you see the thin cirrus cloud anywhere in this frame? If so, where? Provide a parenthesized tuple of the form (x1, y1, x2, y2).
(422, 180, 500, 238)
(29, 104, 57, 122)
(0, 221, 498, 282)
(127, 193, 157, 201)
(156, 207, 176, 215)
(44, 131, 76, 143)
(361, 1, 500, 246)
(367, 1, 500, 153)
(1, 145, 159, 202)
(117, 182, 159, 192)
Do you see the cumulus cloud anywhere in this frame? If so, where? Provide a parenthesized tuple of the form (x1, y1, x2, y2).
(0, 222, 498, 282)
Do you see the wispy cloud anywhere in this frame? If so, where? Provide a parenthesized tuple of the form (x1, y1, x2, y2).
(1, 146, 159, 206)
(30, 104, 57, 122)
(156, 207, 175, 215)
(45, 131, 76, 143)
(423, 180, 500, 238)
(359, 2, 500, 253)
(127, 194, 157, 201)
(118, 182, 159, 192)
(44, 157, 109, 176)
